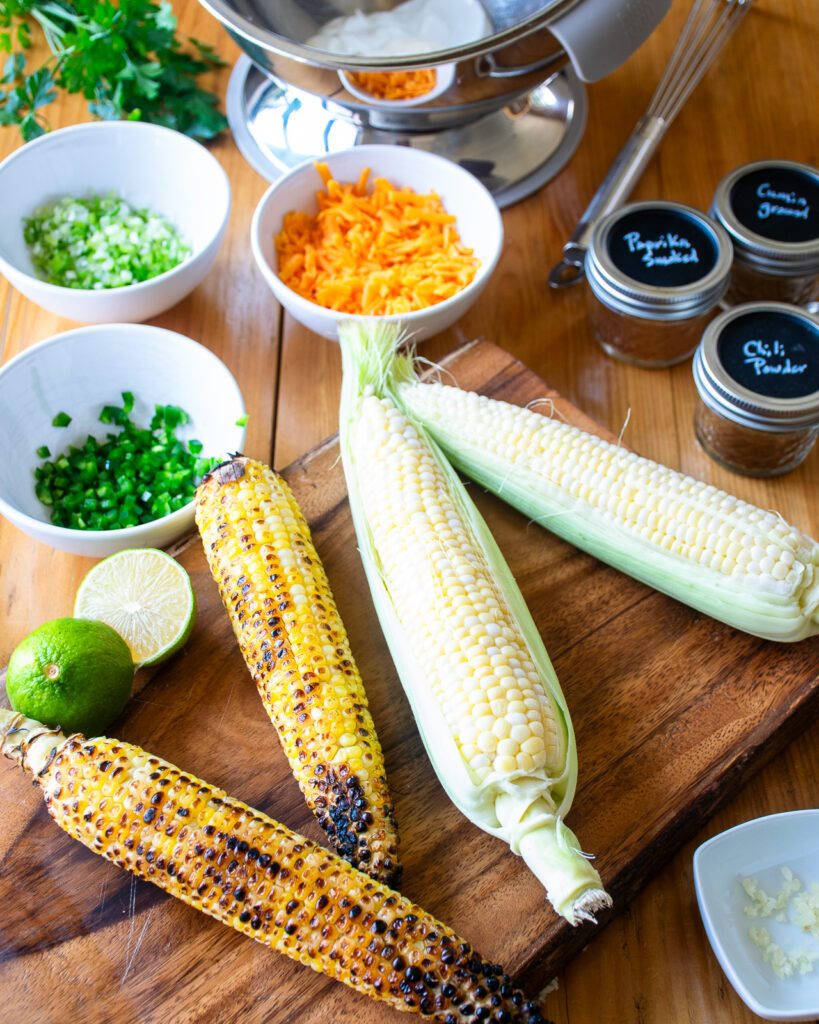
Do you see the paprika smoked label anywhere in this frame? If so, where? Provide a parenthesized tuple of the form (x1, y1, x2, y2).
(607, 207, 718, 288)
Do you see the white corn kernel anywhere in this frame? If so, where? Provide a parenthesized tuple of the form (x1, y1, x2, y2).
(398, 380, 819, 643)
(349, 394, 564, 784)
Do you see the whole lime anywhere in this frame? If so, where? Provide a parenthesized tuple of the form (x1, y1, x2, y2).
(6, 618, 134, 736)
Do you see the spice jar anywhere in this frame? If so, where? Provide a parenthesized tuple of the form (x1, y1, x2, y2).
(585, 201, 733, 367)
(692, 302, 819, 477)
(710, 160, 819, 307)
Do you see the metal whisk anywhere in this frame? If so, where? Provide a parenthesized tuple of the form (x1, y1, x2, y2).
(548, 0, 752, 289)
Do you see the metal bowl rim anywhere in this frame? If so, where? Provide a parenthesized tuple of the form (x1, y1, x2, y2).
(199, 0, 581, 71)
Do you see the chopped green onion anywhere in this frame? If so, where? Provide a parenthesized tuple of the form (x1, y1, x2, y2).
(52, 412, 72, 428)
(235, 414, 249, 427)
(24, 194, 190, 291)
(35, 395, 218, 531)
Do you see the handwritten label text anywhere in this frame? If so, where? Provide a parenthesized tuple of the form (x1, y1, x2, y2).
(755, 182, 810, 223)
(743, 339, 808, 377)
(622, 231, 700, 270)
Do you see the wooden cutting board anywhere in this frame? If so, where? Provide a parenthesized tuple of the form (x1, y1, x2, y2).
(1, 339, 817, 1024)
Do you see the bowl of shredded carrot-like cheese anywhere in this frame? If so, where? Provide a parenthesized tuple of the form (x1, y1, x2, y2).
(346, 70, 437, 101)
(339, 64, 456, 108)
(250, 145, 503, 341)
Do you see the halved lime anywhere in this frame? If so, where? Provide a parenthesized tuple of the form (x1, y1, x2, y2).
(74, 549, 196, 667)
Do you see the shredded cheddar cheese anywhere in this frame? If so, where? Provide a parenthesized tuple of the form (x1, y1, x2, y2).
(348, 69, 437, 101)
(275, 164, 480, 316)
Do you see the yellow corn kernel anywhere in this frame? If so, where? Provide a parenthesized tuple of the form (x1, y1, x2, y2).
(196, 457, 399, 884)
(0, 711, 545, 1024)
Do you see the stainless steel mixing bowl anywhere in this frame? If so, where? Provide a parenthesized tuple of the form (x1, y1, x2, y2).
(201, 0, 671, 131)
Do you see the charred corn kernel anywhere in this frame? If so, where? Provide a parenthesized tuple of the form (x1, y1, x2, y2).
(195, 457, 399, 884)
(396, 379, 819, 644)
(0, 710, 550, 1024)
(339, 322, 611, 926)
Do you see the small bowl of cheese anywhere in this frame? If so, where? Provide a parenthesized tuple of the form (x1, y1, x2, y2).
(339, 64, 456, 108)
(250, 144, 503, 342)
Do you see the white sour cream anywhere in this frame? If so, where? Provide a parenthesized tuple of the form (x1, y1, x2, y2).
(307, 0, 492, 58)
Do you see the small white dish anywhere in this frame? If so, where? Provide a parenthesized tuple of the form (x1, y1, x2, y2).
(693, 810, 819, 1021)
(250, 144, 503, 342)
(0, 121, 231, 323)
(0, 323, 245, 557)
(338, 63, 456, 108)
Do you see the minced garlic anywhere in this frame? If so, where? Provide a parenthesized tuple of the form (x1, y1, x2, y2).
(792, 883, 819, 940)
(748, 926, 819, 979)
(740, 868, 819, 980)
(741, 867, 802, 918)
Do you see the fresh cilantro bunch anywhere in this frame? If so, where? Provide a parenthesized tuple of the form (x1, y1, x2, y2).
(0, 0, 228, 141)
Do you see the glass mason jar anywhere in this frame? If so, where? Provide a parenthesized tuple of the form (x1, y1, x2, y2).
(692, 302, 819, 477)
(585, 201, 733, 368)
(710, 160, 819, 307)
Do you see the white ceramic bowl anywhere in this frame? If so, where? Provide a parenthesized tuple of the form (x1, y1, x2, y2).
(250, 144, 503, 341)
(0, 122, 231, 323)
(0, 324, 246, 557)
(694, 810, 819, 1021)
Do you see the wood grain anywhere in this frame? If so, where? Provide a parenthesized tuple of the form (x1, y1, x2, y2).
(1, 340, 818, 1024)
(0, 6, 280, 644)
(1, 0, 818, 1021)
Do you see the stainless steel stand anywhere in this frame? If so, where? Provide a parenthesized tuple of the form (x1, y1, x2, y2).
(226, 55, 587, 208)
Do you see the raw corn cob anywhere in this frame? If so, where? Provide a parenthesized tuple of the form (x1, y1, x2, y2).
(195, 457, 399, 884)
(0, 708, 550, 1024)
(338, 322, 610, 926)
(392, 367, 819, 644)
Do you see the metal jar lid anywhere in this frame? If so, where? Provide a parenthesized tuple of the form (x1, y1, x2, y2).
(585, 201, 733, 321)
(710, 160, 819, 277)
(693, 301, 819, 432)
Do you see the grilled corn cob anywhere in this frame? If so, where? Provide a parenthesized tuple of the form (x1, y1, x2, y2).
(338, 322, 610, 926)
(0, 708, 549, 1024)
(195, 457, 399, 884)
(392, 367, 819, 643)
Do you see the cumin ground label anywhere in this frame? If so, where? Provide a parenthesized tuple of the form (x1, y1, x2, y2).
(606, 207, 718, 288)
(729, 166, 819, 245)
(717, 309, 819, 400)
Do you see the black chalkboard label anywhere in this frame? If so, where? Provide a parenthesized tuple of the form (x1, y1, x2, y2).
(729, 166, 818, 244)
(717, 310, 819, 400)
(607, 207, 718, 287)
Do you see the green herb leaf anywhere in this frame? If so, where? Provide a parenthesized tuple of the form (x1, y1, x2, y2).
(155, 1, 176, 32)
(0, 0, 227, 141)
(2, 52, 25, 83)
(23, 63, 57, 109)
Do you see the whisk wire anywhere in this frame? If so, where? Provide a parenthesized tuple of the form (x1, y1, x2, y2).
(648, 0, 713, 115)
(548, 0, 754, 288)
(664, 1, 751, 122)
(647, 0, 752, 124)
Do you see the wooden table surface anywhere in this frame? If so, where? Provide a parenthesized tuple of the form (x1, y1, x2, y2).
(1, 2, 817, 1022)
